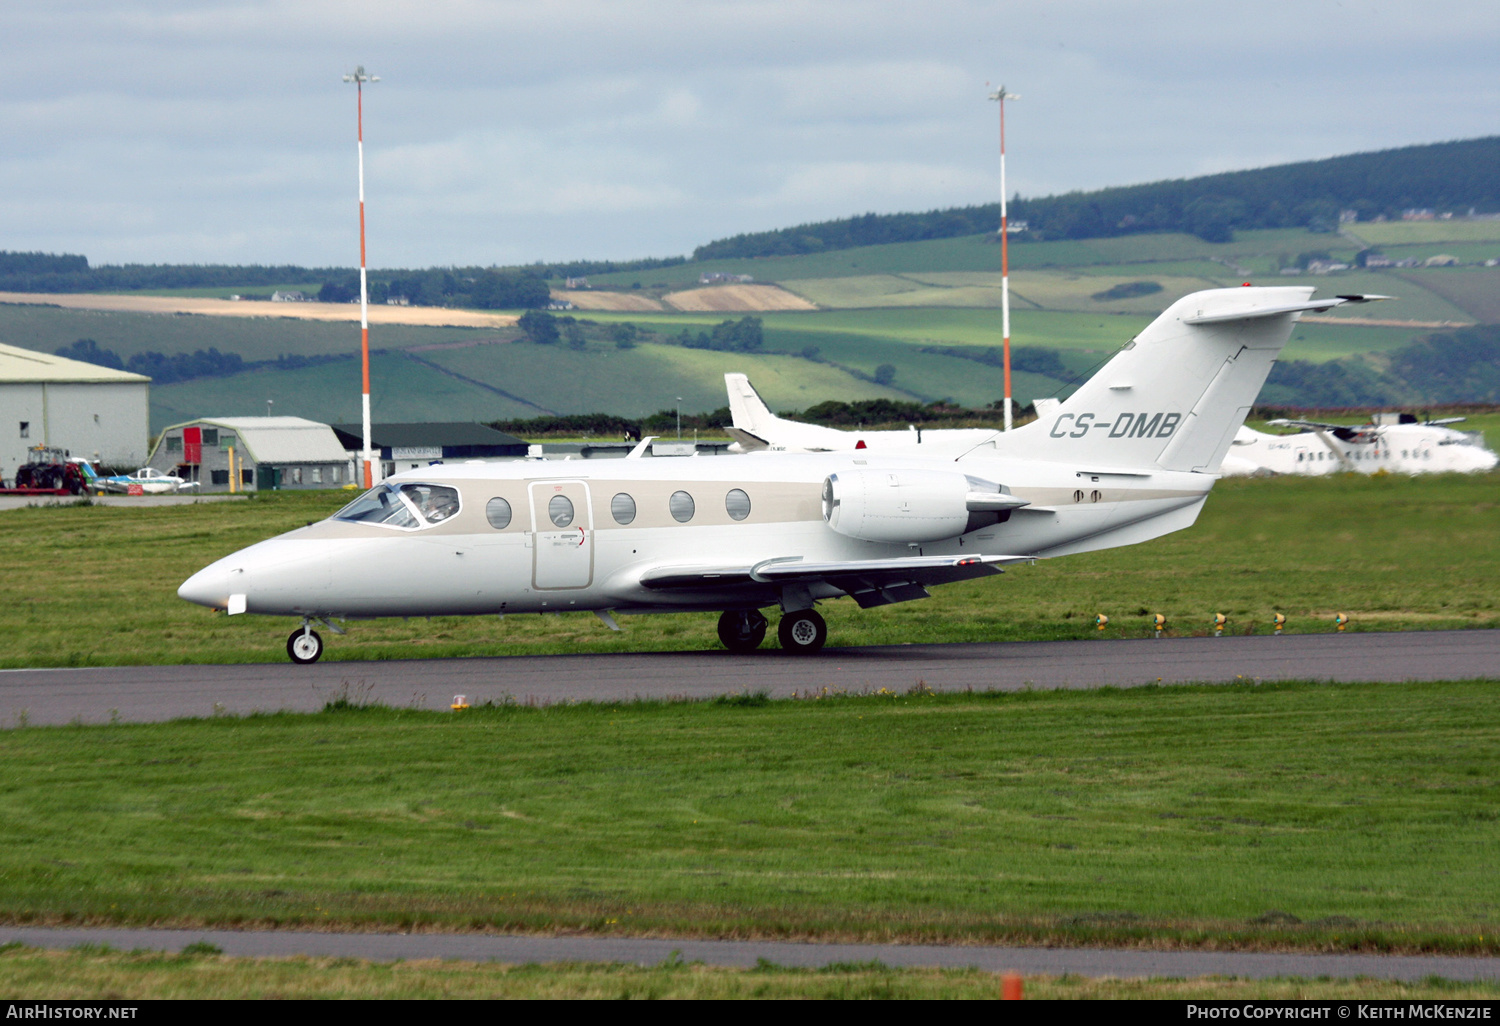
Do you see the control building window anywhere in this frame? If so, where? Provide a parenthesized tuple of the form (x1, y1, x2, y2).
(725, 488, 751, 521)
(310, 467, 323, 484)
(18, 422, 28, 439)
(241, 469, 254, 485)
(287, 467, 303, 485)
(220, 434, 236, 450)
(166, 436, 182, 453)
(211, 470, 229, 485)
(669, 490, 695, 523)
(548, 494, 575, 528)
(486, 497, 513, 530)
(611, 493, 636, 525)
(202, 429, 219, 447)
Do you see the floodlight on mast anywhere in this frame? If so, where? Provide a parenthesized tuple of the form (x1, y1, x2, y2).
(343, 65, 379, 487)
(988, 85, 1019, 431)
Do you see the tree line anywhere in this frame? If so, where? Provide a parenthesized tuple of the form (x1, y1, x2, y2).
(693, 136, 1500, 257)
(54, 339, 350, 385)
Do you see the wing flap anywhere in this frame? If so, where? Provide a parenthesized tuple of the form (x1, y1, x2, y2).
(638, 553, 1036, 595)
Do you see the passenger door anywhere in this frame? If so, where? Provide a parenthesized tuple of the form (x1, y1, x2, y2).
(529, 480, 594, 589)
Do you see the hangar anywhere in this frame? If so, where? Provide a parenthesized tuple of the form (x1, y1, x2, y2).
(146, 416, 351, 492)
(331, 422, 529, 477)
(0, 341, 150, 481)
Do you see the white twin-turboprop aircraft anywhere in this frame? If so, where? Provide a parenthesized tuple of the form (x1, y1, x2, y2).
(179, 286, 1384, 664)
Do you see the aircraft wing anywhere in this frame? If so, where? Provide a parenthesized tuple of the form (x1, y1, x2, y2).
(1266, 418, 1345, 432)
(639, 553, 1035, 608)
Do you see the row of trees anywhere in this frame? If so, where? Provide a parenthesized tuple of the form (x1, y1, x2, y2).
(317, 268, 551, 309)
(54, 338, 349, 384)
(693, 136, 1500, 256)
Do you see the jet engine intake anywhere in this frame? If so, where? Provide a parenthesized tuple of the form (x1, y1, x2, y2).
(822, 470, 1026, 543)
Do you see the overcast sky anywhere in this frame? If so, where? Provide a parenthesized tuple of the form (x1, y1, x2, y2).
(1, 1, 1495, 270)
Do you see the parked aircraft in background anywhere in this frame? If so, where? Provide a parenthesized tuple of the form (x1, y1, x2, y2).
(99, 467, 199, 494)
(1219, 415, 1497, 476)
(724, 373, 998, 454)
(180, 287, 1387, 664)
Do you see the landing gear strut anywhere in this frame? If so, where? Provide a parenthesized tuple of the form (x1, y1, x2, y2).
(287, 626, 324, 665)
(777, 609, 827, 654)
(717, 609, 768, 653)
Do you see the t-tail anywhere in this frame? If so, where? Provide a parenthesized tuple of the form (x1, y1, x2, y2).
(980, 287, 1389, 472)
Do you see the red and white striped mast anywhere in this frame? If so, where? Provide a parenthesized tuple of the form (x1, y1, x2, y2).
(343, 65, 379, 487)
(988, 85, 1019, 431)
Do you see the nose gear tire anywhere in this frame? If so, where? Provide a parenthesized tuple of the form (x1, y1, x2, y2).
(287, 628, 324, 665)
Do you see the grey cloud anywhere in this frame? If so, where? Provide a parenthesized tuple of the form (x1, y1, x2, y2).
(0, 0, 1494, 266)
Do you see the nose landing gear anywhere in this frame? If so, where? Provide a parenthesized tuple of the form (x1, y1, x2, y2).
(287, 626, 323, 664)
(285, 617, 345, 664)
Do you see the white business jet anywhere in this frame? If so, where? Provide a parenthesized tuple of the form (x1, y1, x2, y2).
(723, 373, 999, 454)
(1219, 415, 1497, 476)
(180, 287, 1383, 664)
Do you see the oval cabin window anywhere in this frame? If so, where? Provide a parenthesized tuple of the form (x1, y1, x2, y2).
(725, 488, 751, 521)
(485, 497, 512, 530)
(669, 490, 695, 523)
(611, 492, 636, 525)
(548, 494, 575, 528)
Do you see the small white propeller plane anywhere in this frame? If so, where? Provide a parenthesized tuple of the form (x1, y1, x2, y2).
(180, 286, 1385, 664)
(1219, 415, 1497, 476)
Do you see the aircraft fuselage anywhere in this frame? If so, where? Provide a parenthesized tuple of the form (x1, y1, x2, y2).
(178, 451, 1211, 621)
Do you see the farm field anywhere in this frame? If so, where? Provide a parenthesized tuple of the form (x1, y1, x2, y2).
(0, 291, 518, 330)
(0, 472, 1495, 671)
(1350, 220, 1500, 246)
(2, 947, 1494, 1001)
(414, 339, 909, 419)
(0, 678, 1497, 954)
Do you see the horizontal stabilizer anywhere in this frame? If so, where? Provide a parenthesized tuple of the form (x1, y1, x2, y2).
(1182, 294, 1391, 325)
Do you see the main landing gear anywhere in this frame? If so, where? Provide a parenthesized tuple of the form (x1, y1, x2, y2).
(716, 608, 827, 655)
(717, 609, 768, 653)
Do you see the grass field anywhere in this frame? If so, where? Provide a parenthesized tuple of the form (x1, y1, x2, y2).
(1351, 221, 1500, 246)
(2, 946, 1494, 999)
(1, 679, 1497, 952)
(0, 472, 1495, 671)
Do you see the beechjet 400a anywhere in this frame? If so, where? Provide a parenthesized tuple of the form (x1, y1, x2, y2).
(180, 286, 1385, 664)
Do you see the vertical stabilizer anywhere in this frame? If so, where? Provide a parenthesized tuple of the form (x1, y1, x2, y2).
(725, 373, 775, 437)
(975, 287, 1350, 472)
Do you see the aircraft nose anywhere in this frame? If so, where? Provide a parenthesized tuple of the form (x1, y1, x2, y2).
(178, 561, 242, 610)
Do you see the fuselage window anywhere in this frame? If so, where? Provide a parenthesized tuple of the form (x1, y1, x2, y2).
(334, 483, 460, 530)
(549, 494, 575, 528)
(669, 490, 695, 523)
(485, 497, 513, 530)
(611, 492, 636, 525)
(725, 488, 751, 521)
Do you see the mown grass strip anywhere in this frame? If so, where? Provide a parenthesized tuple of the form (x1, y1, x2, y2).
(1, 681, 1496, 953)
(2, 944, 1498, 1000)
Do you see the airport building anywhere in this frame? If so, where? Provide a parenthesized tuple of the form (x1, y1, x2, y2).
(0, 342, 150, 481)
(146, 416, 352, 492)
(331, 422, 529, 477)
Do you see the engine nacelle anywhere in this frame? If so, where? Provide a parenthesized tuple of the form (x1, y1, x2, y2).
(822, 469, 1015, 543)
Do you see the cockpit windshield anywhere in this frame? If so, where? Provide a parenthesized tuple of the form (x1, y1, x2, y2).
(333, 483, 461, 529)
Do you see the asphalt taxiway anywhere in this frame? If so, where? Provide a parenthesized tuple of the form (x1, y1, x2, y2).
(2, 925, 1498, 982)
(2, 628, 1495, 727)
